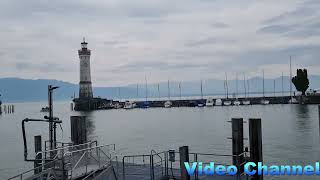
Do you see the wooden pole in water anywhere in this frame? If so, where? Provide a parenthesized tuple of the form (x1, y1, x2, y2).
(179, 146, 190, 180)
(70, 103, 73, 111)
(232, 118, 244, 173)
(34, 135, 42, 174)
(70, 116, 87, 145)
(249, 118, 263, 180)
(318, 105, 320, 136)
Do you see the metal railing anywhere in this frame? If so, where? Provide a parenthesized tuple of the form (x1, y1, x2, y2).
(8, 142, 115, 180)
(121, 150, 250, 180)
(122, 154, 152, 180)
(64, 143, 116, 179)
(45, 140, 73, 150)
(39, 140, 98, 161)
(7, 158, 63, 180)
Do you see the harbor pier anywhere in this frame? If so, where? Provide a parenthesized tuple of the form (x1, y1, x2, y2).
(98, 94, 320, 110)
(10, 115, 264, 180)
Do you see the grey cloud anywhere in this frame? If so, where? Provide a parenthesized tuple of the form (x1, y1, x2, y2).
(110, 61, 206, 73)
(211, 22, 229, 28)
(263, 0, 319, 25)
(15, 62, 72, 73)
(258, 24, 294, 34)
(233, 44, 320, 68)
(259, 0, 320, 37)
(257, 20, 320, 38)
(185, 37, 236, 47)
(1, 0, 320, 86)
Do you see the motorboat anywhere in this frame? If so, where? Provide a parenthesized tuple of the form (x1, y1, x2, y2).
(113, 103, 122, 109)
(233, 99, 241, 106)
(260, 99, 270, 105)
(164, 101, 172, 108)
(242, 100, 251, 105)
(223, 100, 232, 106)
(124, 101, 134, 109)
(288, 97, 298, 104)
(40, 106, 50, 112)
(197, 103, 205, 107)
(205, 98, 214, 107)
(215, 99, 222, 106)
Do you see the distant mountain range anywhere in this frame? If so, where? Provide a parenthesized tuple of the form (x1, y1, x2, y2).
(0, 75, 319, 103)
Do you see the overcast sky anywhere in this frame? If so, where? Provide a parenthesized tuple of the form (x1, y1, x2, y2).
(0, 0, 320, 86)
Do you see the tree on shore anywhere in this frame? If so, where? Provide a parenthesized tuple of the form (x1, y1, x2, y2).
(292, 69, 309, 95)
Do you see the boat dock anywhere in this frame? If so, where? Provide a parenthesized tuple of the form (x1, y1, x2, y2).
(108, 95, 320, 109)
(9, 115, 264, 180)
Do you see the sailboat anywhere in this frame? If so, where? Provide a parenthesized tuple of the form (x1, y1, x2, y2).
(233, 73, 241, 106)
(242, 74, 251, 105)
(198, 80, 205, 107)
(124, 101, 135, 109)
(215, 99, 222, 106)
(224, 73, 232, 106)
(141, 75, 150, 108)
(260, 70, 270, 105)
(164, 80, 172, 108)
(179, 82, 182, 100)
(206, 97, 214, 106)
(288, 56, 298, 104)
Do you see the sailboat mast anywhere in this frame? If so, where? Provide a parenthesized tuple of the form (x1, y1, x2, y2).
(158, 83, 160, 99)
(136, 84, 139, 99)
(262, 70, 265, 98)
(145, 75, 148, 101)
(118, 87, 121, 101)
(290, 56, 292, 98)
(236, 73, 238, 98)
(243, 74, 247, 98)
(226, 73, 229, 99)
(273, 79, 276, 97)
(247, 78, 250, 98)
(167, 80, 170, 100)
(200, 80, 203, 100)
(281, 72, 284, 96)
(179, 82, 182, 100)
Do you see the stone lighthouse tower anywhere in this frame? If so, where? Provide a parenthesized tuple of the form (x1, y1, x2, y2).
(78, 38, 93, 99)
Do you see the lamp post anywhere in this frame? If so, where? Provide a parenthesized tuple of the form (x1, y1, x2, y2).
(47, 85, 59, 155)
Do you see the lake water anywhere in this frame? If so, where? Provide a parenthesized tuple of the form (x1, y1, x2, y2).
(0, 101, 320, 179)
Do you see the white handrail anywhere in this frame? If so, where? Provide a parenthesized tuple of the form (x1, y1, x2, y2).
(63, 143, 115, 156)
(36, 140, 97, 157)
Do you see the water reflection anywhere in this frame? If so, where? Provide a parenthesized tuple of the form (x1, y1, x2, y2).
(295, 105, 310, 119)
(294, 105, 311, 132)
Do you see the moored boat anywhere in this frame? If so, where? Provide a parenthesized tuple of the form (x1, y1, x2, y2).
(215, 99, 222, 106)
(124, 101, 135, 109)
(233, 99, 241, 106)
(164, 101, 172, 108)
(260, 99, 270, 105)
(242, 100, 251, 105)
(40, 106, 50, 112)
(205, 98, 214, 107)
(223, 100, 232, 106)
(288, 97, 298, 104)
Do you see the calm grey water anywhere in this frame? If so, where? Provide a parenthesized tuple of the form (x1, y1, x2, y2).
(0, 102, 320, 179)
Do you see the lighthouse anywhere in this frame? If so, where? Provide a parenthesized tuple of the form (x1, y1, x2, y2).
(78, 38, 93, 99)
